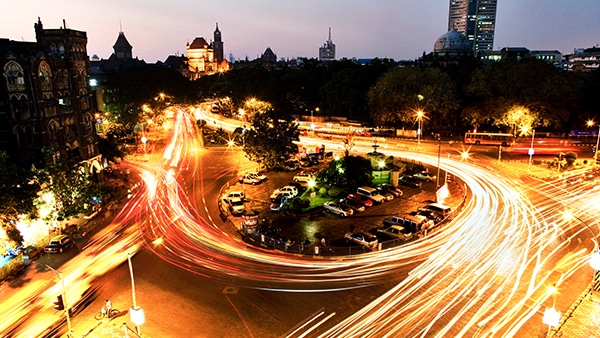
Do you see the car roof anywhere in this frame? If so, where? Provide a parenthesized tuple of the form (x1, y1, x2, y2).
(51, 235, 69, 241)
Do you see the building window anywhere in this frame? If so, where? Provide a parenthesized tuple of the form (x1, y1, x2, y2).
(4, 61, 26, 91)
(39, 61, 53, 91)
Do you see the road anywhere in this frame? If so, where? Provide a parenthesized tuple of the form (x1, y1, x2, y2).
(2, 105, 599, 337)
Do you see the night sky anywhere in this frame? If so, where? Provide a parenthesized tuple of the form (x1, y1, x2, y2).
(2, 0, 598, 62)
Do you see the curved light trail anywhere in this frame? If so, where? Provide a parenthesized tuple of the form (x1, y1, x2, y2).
(3, 105, 599, 337)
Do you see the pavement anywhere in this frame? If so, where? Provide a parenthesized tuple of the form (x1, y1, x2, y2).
(73, 157, 600, 338)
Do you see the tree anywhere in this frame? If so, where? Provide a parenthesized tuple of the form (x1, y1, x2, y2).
(243, 109, 299, 170)
(464, 57, 580, 130)
(40, 150, 108, 220)
(368, 67, 459, 130)
(0, 151, 39, 247)
(318, 155, 373, 190)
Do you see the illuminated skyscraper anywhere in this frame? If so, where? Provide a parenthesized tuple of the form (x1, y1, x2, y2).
(448, 0, 497, 53)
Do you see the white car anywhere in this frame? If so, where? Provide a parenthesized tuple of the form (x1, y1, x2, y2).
(323, 201, 354, 217)
(412, 171, 436, 182)
(239, 173, 261, 185)
(224, 190, 245, 202)
(247, 171, 267, 182)
(270, 185, 299, 200)
(226, 197, 245, 215)
(293, 171, 315, 183)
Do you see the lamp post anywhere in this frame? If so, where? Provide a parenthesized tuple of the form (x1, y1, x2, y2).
(127, 253, 144, 335)
(378, 160, 385, 182)
(416, 111, 424, 149)
(593, 125, 600, 165)
(46, 265, 72, 336)
(436, 134, 441, 189)
(528, 129, 535, 171)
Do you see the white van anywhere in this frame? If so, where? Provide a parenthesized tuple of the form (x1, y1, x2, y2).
(356, 186, 386, 203)
(421, 203, 452, 218)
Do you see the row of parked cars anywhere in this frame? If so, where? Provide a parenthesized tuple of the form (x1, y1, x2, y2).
(341, 202, 452, 250)
(398, 171, 437, 188)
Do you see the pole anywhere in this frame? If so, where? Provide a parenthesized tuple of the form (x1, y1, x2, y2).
(528, 129, 535, 171)
(127, 253, 140, 335)
(46, 265, 72, 336)
(436, 135, 441, 188)
(594, 126, 600, 164)
(417, 118, 422, 149)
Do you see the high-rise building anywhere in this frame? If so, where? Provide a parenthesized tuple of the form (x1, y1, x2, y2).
(319, 28, 335, 61)
(448, 0, 497, 53)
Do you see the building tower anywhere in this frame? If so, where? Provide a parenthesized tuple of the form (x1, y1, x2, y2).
(319, 27, 336, 61)
(213, 23, 224, 63)
(448, 0, 497, 53)
(112, 30, 133, 59)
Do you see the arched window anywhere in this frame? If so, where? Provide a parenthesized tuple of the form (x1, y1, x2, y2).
(59, 69, 69, 89)
(4, 61, 26, 91)
(38, 61, 52, 91)
(48, 119, 60, 141)
(58, 44, 65, 59)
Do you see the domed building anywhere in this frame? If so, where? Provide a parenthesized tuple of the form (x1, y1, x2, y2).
(433, 29, 473, 57)
(420, 29, 475, 66)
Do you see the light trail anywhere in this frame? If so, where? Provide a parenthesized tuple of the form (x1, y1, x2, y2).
(3, 105, 599, 336)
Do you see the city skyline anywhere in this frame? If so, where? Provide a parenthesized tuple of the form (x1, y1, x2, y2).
(1, 0, 599, 63)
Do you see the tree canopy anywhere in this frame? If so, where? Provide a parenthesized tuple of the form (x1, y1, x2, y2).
(243, 109, 300, 170)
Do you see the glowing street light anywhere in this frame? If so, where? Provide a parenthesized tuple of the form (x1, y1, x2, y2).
(416, 110, 424, 149)
(378, 160, 386, 180)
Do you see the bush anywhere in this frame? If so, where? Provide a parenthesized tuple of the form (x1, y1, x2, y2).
(289, 198, 310, 214)
(318, 187, 328, 197)
(327, 187, 342, 197)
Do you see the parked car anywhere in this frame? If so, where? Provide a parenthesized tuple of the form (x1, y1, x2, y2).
(377, 184, 403, 197)
(247, 171, 267, 182)
(344, 232, 379, 249)
(398, 175, 422, 188)
(270, 193, 289, 212)
(223, 190, 245, 202)
(356, 186, 386, 203)
(270, 185, 299, 200)
(299, 156, 318, 167)
(412, 171, 436, 182)
(375, 187, 395, 201)
(44, 235, 74, 254)
(346, 193, 373, 207)
(377, 225, 414, 241)
(239, 173, 261, 185)
(226, 197, 245, 215)
(382, 215, 423, 233)
(323, 201, 354, 217)
(293, 171, 315, 183)
(340, 198, 366, 213)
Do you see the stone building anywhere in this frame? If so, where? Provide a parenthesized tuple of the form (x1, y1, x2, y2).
(0, 18, 101, 173)
(185, 23, 229, 79)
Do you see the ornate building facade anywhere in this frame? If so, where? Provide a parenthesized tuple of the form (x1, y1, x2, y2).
(185, 23, 228, 80)
(0, 18, 100, 172)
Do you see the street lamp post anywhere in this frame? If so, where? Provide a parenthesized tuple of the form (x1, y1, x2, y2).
(416, 111, 424, 149)
(127, 253, 144, 335)
(528, 129, 535, 171)
(46, 265, 72, 336)
(436, 134, 441, 188)
(595, 126, 600, 164)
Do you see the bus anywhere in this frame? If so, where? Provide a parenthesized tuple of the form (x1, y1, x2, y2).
(464, 132, 514, 146)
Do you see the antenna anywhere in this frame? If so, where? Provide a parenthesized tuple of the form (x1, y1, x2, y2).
(119, 19, 123, 33)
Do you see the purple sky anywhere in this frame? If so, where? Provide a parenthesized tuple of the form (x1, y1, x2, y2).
(2, 0, 599, 63)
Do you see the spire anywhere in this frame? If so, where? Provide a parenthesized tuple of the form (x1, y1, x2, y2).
(328, 27, 331, 41)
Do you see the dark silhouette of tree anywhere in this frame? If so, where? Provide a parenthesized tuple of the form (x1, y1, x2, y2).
(243, 109, 299, 170)
(318, 155, 373, 190)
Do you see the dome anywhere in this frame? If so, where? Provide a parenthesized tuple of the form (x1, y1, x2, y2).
(433, 29, 471, 53)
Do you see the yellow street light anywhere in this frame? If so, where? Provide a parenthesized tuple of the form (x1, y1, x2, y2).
(416, 110, 424, 149)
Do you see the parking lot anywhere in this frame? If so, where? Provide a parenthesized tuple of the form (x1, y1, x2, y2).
(223, 160, 465, 251)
